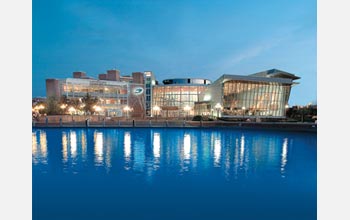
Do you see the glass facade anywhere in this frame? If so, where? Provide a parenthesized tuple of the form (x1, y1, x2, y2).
(221, 80, 291, 117)
(46, 69, 299, 119)
(144, 71, 155, 116)
(59, 78, 144, 117)
(152, 85, 207, 118)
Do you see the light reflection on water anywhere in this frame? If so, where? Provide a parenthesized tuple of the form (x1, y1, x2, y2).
(32, 128, 314, 181)
(94, 132, 103, 166)
(183, 134, 191, 160)
(281, 138, 289, 177)
(32, 130, 47, 165)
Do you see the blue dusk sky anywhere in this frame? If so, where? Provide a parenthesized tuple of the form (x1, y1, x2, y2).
(32, 0, 316, 106)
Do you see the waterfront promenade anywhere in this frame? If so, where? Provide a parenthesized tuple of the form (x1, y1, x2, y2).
(32, 116, 317, 132)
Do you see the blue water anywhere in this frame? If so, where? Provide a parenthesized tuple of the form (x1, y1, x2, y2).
(32, 128, 317, 220)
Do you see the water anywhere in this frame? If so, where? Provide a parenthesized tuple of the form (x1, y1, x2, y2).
(32, 128, 317, 220)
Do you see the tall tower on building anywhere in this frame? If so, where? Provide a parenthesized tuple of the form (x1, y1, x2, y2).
(144, 71, 156, 116)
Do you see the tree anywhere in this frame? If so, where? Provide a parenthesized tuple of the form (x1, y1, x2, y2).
(81, 93, 99, 115)
(45, 96, 61, 115)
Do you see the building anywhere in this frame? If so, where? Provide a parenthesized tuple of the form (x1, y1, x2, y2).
(152, 78, 211, 118)
(46, 70, 146, 118)
(195, 69, 300, 118)
(144, 71, 157, 117)
(45, 68, 300, 120)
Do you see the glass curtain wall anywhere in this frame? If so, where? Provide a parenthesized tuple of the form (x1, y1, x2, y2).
(222, 80, 291, 117)
(152, 85, 207, 118)
(61, 80, 129, 116)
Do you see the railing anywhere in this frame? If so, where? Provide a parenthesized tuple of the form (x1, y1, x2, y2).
(32, 116, 317, 132)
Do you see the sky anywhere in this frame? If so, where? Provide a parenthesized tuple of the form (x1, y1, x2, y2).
(32, 0, 316, 106)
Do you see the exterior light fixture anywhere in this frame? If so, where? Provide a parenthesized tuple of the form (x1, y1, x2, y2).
(68, 107, 76, 115)
(153, 105, 161, 120)
(184, 105, 191, 120)
(242, 106, 246, 118)
(123, 106, 132, 119)
(214, 103, 222, 118)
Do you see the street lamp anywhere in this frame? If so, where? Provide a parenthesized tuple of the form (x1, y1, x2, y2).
(242, 106, 246, 119)
(184, 105, 191, 121)
(153, 105, 160, 121)
(214, 103, 223, 119)
(68, 106, 76, 121)
(285, 104, 289, 119)
(60, 104, 67, 114)
(68, 106, 76, 115)
(93, 105, 104, 121)
(123, 106, 132, 119)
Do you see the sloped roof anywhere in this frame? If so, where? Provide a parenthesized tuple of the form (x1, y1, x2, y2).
(248, 68, 300, 80)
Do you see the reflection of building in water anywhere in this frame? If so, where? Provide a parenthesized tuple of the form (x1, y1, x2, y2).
(94, 132, 104, 166)
(240, 135, 245, 166)
(81, 131, 87, 162)
(70, 131, 77, 158)
(184, 134, 191, 160)
(153, 132, 160, 158)
(281, 138, 288, 176)
(179, 133, 192, 173)
(133, 139, 145, 173)
(32, 132, 38, 162)
(124, 132, 131, 161)
(214, 139, 221, 166)
(211, 131, 222, 167)
(232, 134, 249, 178)
(62, 131, 88, 165)
(32, 131, 48, 165)
(233, 137, 240, 178)
(62, 132, 68, 163)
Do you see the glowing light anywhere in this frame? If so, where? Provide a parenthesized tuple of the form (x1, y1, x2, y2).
(123, 106, 131, 112)
(214, 103, 223, 110)
(68, 106, 76, 114)
(153, 133, 160, 158)
(183, 105, 191, 111)
(93, 106, 102, 112)
(203, 94, 211, 101)
(153, 105, 160, 112)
